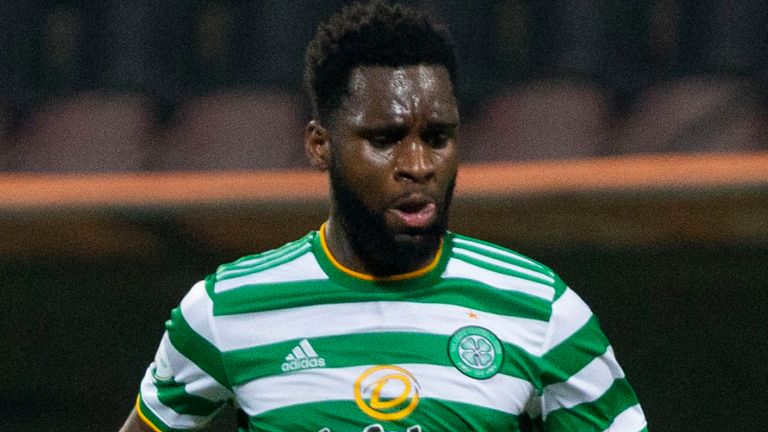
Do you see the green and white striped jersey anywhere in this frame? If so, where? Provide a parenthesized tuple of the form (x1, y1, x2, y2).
(136, 227, 646, 432)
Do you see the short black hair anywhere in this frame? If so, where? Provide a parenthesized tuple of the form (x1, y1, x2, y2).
(304, 0, 457, 124)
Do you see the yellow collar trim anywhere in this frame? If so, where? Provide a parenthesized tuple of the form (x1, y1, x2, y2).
(319, 222, 443, 282)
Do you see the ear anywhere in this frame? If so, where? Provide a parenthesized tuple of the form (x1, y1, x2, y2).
(305, 120, 331, 171)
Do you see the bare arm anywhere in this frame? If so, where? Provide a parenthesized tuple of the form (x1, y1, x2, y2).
(118, 408, 155, 432)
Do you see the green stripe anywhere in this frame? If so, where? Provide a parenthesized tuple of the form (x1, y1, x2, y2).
(213, 278, 551, 321)
(137, 394, 186, 432)
(224, 332, 541, 386)
(154, 377, 224, 417)
(216, 240, 298, 274)
(166, 308, 231, 389)
(438, 279, 551, 321)
(515, 412, 546, 431)
(451, 234, 553, 276)
(215, 243, 312, 282)
(248, 399, 520, 432)
(551, 276, 569, 302)
(540, 315, 610, 386)
(453, 250, 556, 289)
(216, 234, 311, 276)
(544, 378, 639, 431)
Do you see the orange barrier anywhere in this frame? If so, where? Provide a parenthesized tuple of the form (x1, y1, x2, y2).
(0, 152, 766, 209)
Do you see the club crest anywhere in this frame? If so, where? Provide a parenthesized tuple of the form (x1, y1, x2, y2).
(448, 326, 503, 379)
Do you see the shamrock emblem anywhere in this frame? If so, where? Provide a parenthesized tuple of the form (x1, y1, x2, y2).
(458, 335, 494, 368)
(449, 326, 503, 379)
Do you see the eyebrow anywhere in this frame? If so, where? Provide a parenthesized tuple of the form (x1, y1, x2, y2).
(425, 121, 459, 129)
(356, 124, 410, 138)
(356, 121, 458, 135)
(422, 121, 459, 134)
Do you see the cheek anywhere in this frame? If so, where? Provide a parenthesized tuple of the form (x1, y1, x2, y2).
(356, 148, 394, 196)
(435, 146, 459, 178)
(353, 145, 395, 191)
(336, 142, 393, 201)
(360, 145, 394, 168)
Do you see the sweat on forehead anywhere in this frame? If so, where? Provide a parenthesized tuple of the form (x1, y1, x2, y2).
(346, 66, 449, 93)
(339, 65, 459, 127)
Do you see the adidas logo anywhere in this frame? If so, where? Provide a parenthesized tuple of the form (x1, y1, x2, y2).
(281, 339, 326, 372)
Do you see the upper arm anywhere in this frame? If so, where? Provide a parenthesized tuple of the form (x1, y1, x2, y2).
(537, 288, 647, 431)
(118, 408, 155, 432)
(135, 281, 234, 431)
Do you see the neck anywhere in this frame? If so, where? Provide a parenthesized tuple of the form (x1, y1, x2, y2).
(323, 217, 441, 277)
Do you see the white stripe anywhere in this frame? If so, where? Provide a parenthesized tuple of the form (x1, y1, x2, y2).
(452, 237, 550, 273)
(179, 281, 218, 347)
(454, 247, 555, 284)
(234, 364, 535, 416)
(604, 404, 647, 431)
(215, 301, 548, 355)
(542, 346, 625, 416)
(442, 258, 555, 301)
(216, 243, 311, 280)
(300, 339, 319, 357)
(217, 242, 307, 276)
(140, 368, 216, 429)
(139, 333, 233, 429)
(215, 250, 327, 292)
(542, 288, 593, 353)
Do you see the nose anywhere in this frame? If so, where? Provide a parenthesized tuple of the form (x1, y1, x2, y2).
(393, 138, 435, 183)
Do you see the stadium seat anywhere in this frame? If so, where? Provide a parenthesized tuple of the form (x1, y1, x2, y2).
(615, 76, 768, 154)
(154, 88, 306, 171)
(8, 92, 153, 172)
(461, 79, 609, 162)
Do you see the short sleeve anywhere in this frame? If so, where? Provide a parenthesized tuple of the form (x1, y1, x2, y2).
(137, 280, 234, 431)
(535, 287, 647, 431)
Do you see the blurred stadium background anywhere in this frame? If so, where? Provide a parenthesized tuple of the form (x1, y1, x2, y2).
(0, 1, 766, 431)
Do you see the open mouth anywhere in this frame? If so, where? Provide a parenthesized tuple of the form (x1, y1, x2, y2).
(389, 197, 437, 229)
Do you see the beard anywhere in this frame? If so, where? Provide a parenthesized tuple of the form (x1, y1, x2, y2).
(329, 158, 455, 276)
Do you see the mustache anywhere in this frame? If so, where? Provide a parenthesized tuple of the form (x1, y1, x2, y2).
(386, 174, 457, 212)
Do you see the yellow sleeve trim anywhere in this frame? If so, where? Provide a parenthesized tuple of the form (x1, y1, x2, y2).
(135, 394, 163, 432)
(319, 221, 443, 281)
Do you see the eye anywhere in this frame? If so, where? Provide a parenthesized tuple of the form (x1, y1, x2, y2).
(363, 128, 405, 149)
(423, 129, 455, 149)
(426, 133, 449, 149)
(369, 134, 397, 148)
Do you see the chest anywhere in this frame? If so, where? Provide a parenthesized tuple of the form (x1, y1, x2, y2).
(218, 301, 544, 431)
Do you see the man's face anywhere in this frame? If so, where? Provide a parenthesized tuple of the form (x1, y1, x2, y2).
(327, 65, 459, 271)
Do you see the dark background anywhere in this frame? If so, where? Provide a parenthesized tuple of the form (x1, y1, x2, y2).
(1, 1, 767, 431)
(3, 187, 767, 431)
(1, 0, 767, 169)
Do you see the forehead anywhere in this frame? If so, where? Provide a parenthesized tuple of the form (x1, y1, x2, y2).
(338, 65, 458, 126)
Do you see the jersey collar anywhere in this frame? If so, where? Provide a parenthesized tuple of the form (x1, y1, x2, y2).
(313, 221, 449, 287)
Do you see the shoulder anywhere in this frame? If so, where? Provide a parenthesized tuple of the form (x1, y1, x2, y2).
(177, 232, 330, 317)
(208, 231, 324, 292)
(445, 232, 567, 303)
